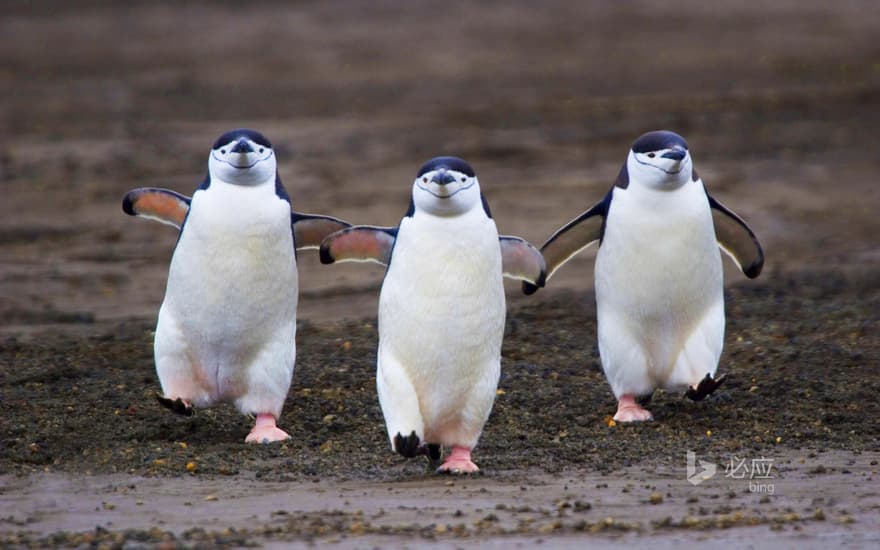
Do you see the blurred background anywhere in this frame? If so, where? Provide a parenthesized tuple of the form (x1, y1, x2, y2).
(1, 0, 878, 331)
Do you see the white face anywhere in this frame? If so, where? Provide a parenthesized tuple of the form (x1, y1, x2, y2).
(412, 167, 482, 216)
(627, 145, 693, 191)
(208, 134, 276, 186)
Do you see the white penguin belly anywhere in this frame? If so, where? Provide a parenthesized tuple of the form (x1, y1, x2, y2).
(595, 186, 723, 389)
(378, 215, 505, 435)
(159, 185, 298, 401)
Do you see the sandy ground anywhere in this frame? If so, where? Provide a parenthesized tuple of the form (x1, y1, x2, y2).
(1, 0, 879, 547)
(3, 449, 878, 548)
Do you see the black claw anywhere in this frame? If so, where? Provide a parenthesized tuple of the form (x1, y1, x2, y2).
(155, 393, 194, 416)
(393, 431, 442, 461)
(685, 373, 728, 402)
(393, 430, 422, 458)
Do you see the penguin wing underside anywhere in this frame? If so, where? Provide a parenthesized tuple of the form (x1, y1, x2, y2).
(522, 197, 608, 295)
(319, 226, 397, 266)
(500, 236, 547, 287)
(122, 187, 191, 229)
(708, 194, 764, 278)
(292, 212, 352, 250)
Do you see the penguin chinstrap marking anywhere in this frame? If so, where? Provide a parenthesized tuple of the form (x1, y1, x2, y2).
(121, 129, 350, 443)
(320, 157, 546, 473)
(524, 131, 764, 423)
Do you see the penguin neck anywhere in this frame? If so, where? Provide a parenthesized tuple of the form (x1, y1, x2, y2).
(189, 175, 290, 234)
(616, 178, 708, 226)
(626, 177, 692, 204)
(413, 203, 484, 223)
(211, 176, 276, 194)
(195, 176, 282, 215)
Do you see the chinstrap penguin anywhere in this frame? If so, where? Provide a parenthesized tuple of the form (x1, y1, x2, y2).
(320, 156, 546, 473)
(524, 131, 763, 422)
(122, 128, 350, 443)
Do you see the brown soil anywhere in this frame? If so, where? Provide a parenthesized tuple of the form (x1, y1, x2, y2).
(1, 1, 879, 547)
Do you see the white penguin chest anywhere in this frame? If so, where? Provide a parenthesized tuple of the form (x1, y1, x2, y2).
(596, 184, 722, 315)
(165, 182, 297, 327)
(379, 212, 505, 353)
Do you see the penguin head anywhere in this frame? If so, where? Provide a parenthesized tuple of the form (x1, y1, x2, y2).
(208, 129, 276, 186)
(411, 156, 482, 216)
(626, 130, 693, 191)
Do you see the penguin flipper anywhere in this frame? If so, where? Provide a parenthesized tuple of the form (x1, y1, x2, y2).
(707, 194, 764, 279)
(122, 187, 191, 229)
(500, 236, 546, 287)
(291, 212, 352, 250)
(522, 195, 609, 295)
(319, 226, 397, 266)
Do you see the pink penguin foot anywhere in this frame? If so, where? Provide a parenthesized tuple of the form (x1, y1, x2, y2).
(436, 446, 479, 475)
(613, 394, 654, 422)
(245, 414, 291, 444)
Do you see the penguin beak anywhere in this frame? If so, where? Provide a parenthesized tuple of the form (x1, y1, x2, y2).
(231, 138, 253, 154)
(661, 148, 686, 161)
(431, 170, 456, 186)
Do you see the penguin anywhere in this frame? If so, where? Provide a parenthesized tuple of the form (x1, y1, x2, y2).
(320, 156, 546, 473)
(122, 128, 350, 443)
(523, 131, 763, 422)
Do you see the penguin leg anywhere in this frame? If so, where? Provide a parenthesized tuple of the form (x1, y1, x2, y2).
(437, 446, 479, 475)
(668, 302, 725, 402)
(154, 308, 212, 413)
(233, 327, 295, 444)
(598, 312, 655, 422)
(377, 352, 426, 458)
(431, 358, 499, 472)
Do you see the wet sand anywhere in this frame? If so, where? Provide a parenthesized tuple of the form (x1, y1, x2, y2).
(3, 448, 878, 548)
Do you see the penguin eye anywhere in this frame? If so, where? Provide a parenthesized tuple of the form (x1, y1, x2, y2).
(259, 148, 264, 153)
(422, 177, 428, 183)
(220, 149, 226, 154)
(647, 153, 656, 158)
(461, 177, 466, 182)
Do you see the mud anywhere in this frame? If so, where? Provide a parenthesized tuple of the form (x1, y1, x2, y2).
(1, 1, 879, 547)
